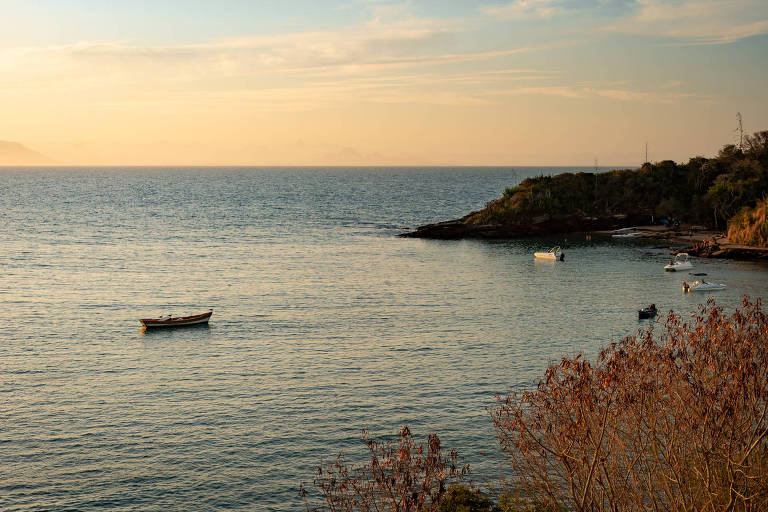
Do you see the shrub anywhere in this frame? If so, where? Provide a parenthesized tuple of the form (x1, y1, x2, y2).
(728, 197, 768, 247)
(436, 484, 497, 512)
(306, 426, 470, 511)
(493, 297, 768, 512)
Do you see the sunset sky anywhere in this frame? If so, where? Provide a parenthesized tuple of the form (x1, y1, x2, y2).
(1, 0, 767, 166)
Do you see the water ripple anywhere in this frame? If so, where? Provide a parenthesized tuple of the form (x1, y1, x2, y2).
(3, 168, 768, 511)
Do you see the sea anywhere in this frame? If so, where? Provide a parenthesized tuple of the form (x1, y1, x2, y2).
(3, 167, 768, 511)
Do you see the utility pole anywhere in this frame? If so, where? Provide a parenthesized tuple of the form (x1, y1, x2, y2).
(645, 141, 648, 165)
(736, 112, 744, 150)
(594, 157, 598, 196)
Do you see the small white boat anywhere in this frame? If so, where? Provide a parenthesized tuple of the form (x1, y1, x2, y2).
(534, 246, 564, 261)
(682, 280, 726, 292)
(612, 232, 639, 238)
(664, 253, 693, 272)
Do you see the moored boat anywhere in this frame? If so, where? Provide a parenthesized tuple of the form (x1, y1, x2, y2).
(139, 309, 213, 328)
(638, 304, 658, 319)
(534, 246, 564, 261)
(682, 280, 726, 292)
(665, 253, 693, 272)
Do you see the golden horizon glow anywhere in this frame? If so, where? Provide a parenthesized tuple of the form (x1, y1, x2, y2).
(1, 1, 767, 166)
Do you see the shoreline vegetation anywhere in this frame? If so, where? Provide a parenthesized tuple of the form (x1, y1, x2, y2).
(304, 298, 768, 511)
(401, 131, 768, 260)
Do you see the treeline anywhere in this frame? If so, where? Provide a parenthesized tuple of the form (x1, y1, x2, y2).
(468, 131, 768, 244)
(303, 298, 768, 511)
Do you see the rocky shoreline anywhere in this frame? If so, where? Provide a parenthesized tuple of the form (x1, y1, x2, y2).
(399, 212, 650, 240)
(401, 218, 768, 261)
(606, 226, 768, 260)
(675, 239, 768, 261)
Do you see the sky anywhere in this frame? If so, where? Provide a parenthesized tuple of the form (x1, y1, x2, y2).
(0, 0, 767, 166)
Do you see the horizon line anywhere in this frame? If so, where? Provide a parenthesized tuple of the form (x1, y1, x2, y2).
(0, 163, 639, 169)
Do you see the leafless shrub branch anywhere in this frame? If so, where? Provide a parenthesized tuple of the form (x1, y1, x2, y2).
(493, 297, 768, 512)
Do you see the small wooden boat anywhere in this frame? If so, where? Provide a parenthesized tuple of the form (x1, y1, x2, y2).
(139, 309, 213, 328)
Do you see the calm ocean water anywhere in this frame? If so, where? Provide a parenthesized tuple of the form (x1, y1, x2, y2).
(3, 167, 768, 511)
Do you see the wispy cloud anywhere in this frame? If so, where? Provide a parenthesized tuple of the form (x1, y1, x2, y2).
(0, 16, 451, 82)
(0, 6, 459, 79)
(497, 83, 700, 103)
(479, 0, 768, 44)
(481, 0, 560, 20)
(479, 0, 637, 22)
(603, 0, 768, 44)
(0, 7, 567, 111)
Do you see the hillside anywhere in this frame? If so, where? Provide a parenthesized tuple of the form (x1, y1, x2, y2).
(403, 131, 768, 246)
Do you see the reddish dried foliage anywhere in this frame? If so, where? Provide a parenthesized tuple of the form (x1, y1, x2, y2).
(306, 426, 469, 512)
(493, 297, 768, 512)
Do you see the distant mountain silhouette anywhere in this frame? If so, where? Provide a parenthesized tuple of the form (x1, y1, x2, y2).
(0, 140, 51, 165)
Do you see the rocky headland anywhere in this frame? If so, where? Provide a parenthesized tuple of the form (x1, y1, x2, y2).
(401, 131, 768, 261)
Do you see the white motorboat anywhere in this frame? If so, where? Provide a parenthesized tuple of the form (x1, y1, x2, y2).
(612, 232, 639, 238)
(664, 253, 693, 272)
(534, 246, 564, 261)
(682, 280, 726, 292)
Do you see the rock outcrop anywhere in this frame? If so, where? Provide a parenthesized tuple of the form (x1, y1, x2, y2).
(400, 213, 649, 239)
(678, 242, 768, 261)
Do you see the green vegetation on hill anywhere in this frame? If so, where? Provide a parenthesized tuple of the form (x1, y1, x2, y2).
(467, 131, 768, 246)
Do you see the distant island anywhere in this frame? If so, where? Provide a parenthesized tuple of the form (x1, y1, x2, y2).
(402, 131, 768, 256)
(0, 140, 51, 166)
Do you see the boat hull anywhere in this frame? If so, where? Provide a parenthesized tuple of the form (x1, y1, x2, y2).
(683, 281, 726, 292)
(689, 285, 726, 292)
(664, 262, 693, 271)
(140, 310, 213, 328)
(534, 246, 563, 260)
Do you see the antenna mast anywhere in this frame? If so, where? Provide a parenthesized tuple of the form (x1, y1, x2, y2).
(736, 112, 744, 150)
(594, 157, 599, 196)
(645, 141, 648, 164)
